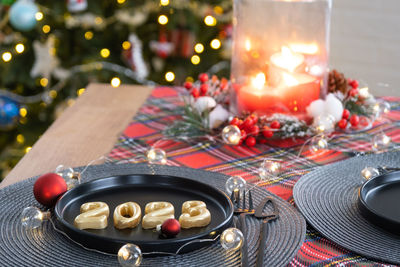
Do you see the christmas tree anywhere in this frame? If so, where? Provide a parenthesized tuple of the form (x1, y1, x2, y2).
(0, 0, 232, 179)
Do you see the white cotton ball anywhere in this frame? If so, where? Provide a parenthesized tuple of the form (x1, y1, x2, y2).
(306, 99, 325, 119)
(193, 96, 217, 113)
(325, 93, 343, 122)
(209, 105, 230, 129)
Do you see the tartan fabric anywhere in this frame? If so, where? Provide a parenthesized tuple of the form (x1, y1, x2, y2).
(107, 86, 400, 266)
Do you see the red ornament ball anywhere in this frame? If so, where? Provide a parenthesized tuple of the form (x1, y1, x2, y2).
(161, 219, 181, 237)
(350, 114, 360, 127)
(198, 73, 209, 83)
(245, 136, 256, 147)
(33, 173, 67, 207)
(338, 119, 348, 129)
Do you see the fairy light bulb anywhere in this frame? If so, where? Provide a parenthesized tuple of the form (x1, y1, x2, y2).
(310, 135, 328, 153)
(373, 100, 391, 118)
(259, 159, 281, 180)
(372, 133, 391, 151)
(220, 228, 244, 250)
(165, 71, 175, 82)
(146, 148, 167, 164)
(35, 12, 44, 21)
(313, 115, 335, 133)
(21, 207, 50, 229)
(55, 164, 80, 189)
(361, 167, 380, 180)
(118, 244, 142, 266)
(15, 43, 25, 53)
(210, 39, 221, 49)
(194, 43, 204, 53)
(191, 55, 200, 65)
(158, 15, 168, 25)
(2, 52, 12, 62)
(221, 125, 241, 145)
(111, 77, 121, 88)
(204, 15, 217, 26)
(225, 176, 246, 196)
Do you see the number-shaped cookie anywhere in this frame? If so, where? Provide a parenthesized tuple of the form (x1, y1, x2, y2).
(142, 202, 174, 229)
(179, 200, 211, 229)
(74, 202, 109, 230)
(113, 202, 142, 229)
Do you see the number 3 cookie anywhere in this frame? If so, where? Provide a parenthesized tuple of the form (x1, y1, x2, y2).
(179, 201, 211, 229)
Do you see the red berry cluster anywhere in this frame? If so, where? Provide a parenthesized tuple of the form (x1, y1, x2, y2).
(347, 79, 360, 98)
(183, 73, 229, 100)
(229, 114, 280, 147)
(337, 108, 359, 129)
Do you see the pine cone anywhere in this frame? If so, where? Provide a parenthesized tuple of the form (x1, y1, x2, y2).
(328, 69, 349, 94)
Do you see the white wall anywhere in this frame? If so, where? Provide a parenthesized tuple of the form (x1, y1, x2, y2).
(330, 0, 400, 96)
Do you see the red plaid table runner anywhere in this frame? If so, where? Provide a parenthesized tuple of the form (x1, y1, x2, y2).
(107, 87, 400, 266)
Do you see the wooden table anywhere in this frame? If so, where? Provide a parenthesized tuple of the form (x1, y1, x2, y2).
(0, 83, 152, 188)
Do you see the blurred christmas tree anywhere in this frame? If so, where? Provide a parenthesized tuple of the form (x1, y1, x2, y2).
(0, 0, 232, 179)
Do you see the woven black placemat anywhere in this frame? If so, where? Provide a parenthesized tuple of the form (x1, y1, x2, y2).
(294, 151, 400, 265)
(0, 163, 305, 266)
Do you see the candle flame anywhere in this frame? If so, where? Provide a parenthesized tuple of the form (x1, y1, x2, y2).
(273, 46, 304, 72)
(251, 73, 265, 90)
(281, 46, 292, 58)
(245, 39, 251, 52)
(289, 43, 319, 55)
(282, 73, 299, 87)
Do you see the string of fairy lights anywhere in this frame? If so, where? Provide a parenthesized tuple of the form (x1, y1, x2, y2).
(19, 121, 399, 266)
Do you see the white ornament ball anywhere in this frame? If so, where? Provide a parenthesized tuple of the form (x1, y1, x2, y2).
(118, 244, 142, 267)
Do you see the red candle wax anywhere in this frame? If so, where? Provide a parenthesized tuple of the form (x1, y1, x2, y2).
(237, 73, 320, 115)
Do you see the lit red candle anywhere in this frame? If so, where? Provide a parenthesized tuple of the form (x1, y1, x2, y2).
(236, 45, 321, 115)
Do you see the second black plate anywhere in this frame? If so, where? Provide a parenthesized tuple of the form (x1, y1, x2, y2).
(54, 174, 233, 254)
(359, 170, 400, 234)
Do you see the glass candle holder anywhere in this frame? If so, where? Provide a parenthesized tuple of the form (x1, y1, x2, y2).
(231, 0, 332, 117)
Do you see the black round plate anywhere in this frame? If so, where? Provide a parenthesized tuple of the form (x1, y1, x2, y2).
(359, 170, 400, 235)
(54, 174, 233, 254)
